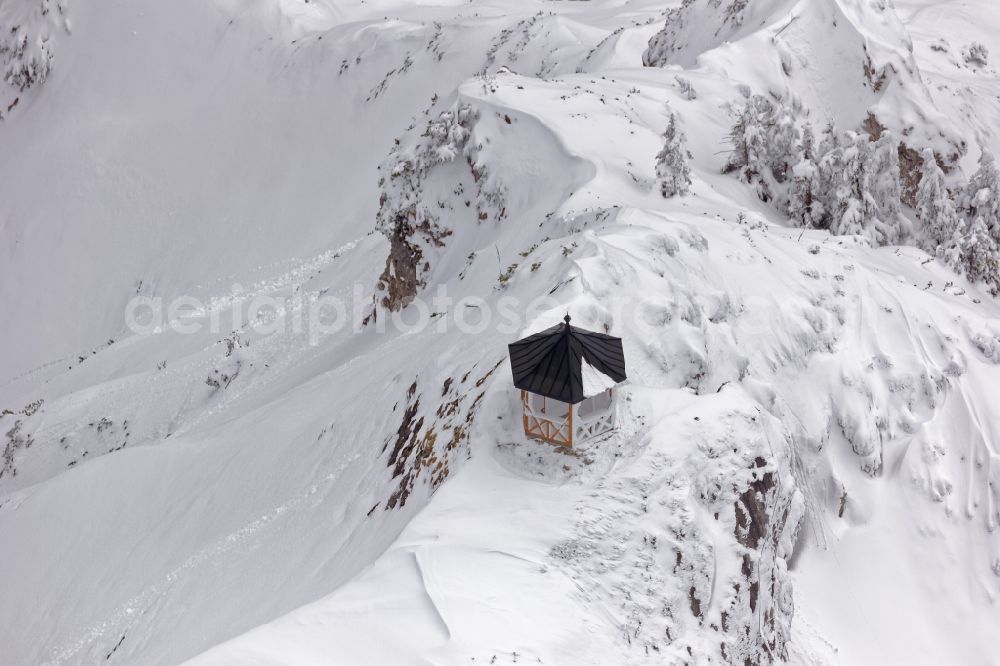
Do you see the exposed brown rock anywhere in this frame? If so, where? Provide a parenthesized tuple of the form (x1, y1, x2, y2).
(689, 586, 702, 619)
(376, 207, 452, 311)
(863, 112, 958, 207)
(383, 362, 498, 510)
(732, 455, 791, 664)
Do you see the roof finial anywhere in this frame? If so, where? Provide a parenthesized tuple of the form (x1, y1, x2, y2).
(563, 313, 572, 326)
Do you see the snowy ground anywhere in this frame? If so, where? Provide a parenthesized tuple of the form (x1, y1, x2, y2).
(2, 0, 999, 664)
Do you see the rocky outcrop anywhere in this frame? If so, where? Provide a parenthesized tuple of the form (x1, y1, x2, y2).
(383, 359, 502, 509)
(375, 103, 483, 310)
(644, 0, 966, 200)
(729, 456, 797, 665)
(642, 0, 760, 69)
(377, 206, 451, 311)
(862, 113, 961, 208)
(545, 402, 803, 665)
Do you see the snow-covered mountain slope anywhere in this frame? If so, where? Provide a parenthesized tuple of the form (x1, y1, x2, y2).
(1, 0, 999, 664)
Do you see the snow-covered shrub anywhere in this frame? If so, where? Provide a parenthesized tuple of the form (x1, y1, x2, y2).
(674, 75, 697, 100)
(0, 0, 68, 114)
(656, 111, 692, 198)
(2, 419, 31, 479)
(962, 42, 989, 68)
(0, 29, 52, 92)
(375, 103, 481, 310)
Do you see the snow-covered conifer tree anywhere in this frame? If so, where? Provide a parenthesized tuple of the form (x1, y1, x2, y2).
(766, 101, 801, 185)
(828, 132, 876, 240)
(800, 122, 816, 163)
(960, 216, 1000, 293)
(816, 122, 838, 159)
(656, 111, 692, 198)
(783, 124, 904, 244)
(725, 94, 816, 217)
(787, 124, 820, 226)
(942, 217, 1000, 295)
(918, 148, 999, 291)
(870, 132, 906, 244)
(724, 94, 775, 202)
(916, 147, 960, 252)
(809, 123, 842, 230)
(959, 148, 1000, 244)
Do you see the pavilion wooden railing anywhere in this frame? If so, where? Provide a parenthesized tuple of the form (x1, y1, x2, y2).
(575, 408, 614, 441)
(520, 389, 617, 448)
(521, 390, 573, 447)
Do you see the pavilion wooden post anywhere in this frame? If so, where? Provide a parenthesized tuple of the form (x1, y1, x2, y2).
(567, 404, 574, 448)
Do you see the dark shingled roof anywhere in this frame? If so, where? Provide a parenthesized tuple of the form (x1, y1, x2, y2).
(508, 314, 626, 404)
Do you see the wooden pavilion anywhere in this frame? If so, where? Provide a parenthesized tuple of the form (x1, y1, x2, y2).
(508, 314, 627, 448)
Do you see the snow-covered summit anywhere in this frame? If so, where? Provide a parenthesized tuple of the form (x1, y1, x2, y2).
(1, 0, 999, 664)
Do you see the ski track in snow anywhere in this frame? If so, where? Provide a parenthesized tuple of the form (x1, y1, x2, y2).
(41, 467, 348, 666)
